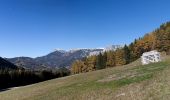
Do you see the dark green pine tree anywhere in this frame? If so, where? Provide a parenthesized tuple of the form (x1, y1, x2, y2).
(123, 45, 131, 64)
(96, 52, 104, 70)
(103, 52, 107, 68)
(129, 42, 137, 62)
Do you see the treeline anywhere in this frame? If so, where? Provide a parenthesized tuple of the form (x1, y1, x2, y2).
(0, 67, 70, 90)
(71, 22, 170, 74)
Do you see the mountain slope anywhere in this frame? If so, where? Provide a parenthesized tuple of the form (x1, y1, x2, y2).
(35, 49, 102, 68)
(0, 57, 18, 70)
(1, 55, 170, 100)
(7, 57, 46, 70)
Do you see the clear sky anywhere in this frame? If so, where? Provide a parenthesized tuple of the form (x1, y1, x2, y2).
(0, 0, 170, 58)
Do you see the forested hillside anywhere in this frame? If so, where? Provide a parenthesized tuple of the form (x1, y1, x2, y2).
(71, 22, 170, 74)
(0, 57, 18, 70)
(0, 57, 70, 90)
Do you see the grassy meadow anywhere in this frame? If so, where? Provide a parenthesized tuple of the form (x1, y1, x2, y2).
(0, 56, 170, 100)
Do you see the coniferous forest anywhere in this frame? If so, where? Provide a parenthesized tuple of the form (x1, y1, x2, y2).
(0, 66, 70, 90)
(71, 22, 170, 74)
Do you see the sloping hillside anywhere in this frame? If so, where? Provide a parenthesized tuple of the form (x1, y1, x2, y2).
(0, 57, 18, 70)
(0, 56, 170, 100)
(70, 22, 170, 74)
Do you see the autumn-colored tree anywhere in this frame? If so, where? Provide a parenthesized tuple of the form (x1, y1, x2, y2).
(155, 22, 170, 54)
(115, 49, 126, 66)
(84, 56, 96, 72)
(106, 51, 115, 67)
(71, 60, 85, 74)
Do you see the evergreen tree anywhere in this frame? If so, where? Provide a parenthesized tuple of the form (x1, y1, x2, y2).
(103, 52, 107, 68)
(96, 52, 104, 69)
(123, 45, 131, 64)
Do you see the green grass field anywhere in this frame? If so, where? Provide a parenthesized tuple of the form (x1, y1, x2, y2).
(1, 56, 170, 100)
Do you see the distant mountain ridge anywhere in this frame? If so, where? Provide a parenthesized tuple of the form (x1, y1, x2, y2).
(7, 45, 122, 70)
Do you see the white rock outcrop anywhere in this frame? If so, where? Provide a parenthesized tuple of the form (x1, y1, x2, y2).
(141, 50, 161, 65)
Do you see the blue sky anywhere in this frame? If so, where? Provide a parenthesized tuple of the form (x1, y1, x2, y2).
(0, 0, 170, 58)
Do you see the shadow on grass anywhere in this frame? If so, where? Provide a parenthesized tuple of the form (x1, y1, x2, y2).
(0, 88, 11, 92)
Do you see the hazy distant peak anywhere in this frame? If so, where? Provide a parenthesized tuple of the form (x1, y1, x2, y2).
(104, 45, 123, 51)
(54, 49, 66, 53)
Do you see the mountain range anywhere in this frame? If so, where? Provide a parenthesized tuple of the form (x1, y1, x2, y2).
(6, 45, 122, 70)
